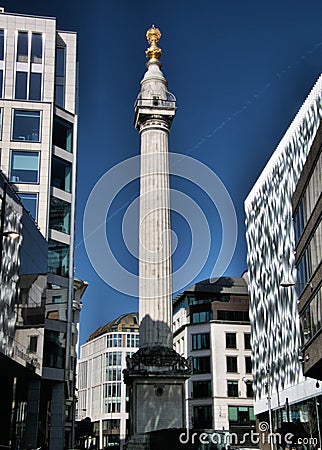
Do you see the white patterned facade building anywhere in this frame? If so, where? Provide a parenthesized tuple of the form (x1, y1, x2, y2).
(245, 75, 322, 434)
(77, 313, 139, 450)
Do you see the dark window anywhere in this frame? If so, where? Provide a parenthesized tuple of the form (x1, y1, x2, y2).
(53, 116, 73, 152)
(10, 151, 39, 183)
(226, 332, 237, 349)
(15, 72, 28, 100)
(19, 193, 38, 221)
(43, 330, 66, 369)
(51, 156, 72, 193)
(244, 333, 251, 350)
(55, 47, 66, 77)
(12, 110, 41, 142)
(192, 333, 210, 350)
(227, 381, 239, 397)
(245, 356, 252, 374)
(49, 196, 71, 234)
(246, 381, 254, 398)
(0, 30, 4, 61)
(55, 85, 65, 109)
(217, 310, 249, 321)
(0, 69, 3, 98)
(228, 406, 255, 426)
(191, 310, 212, 324)
(31, 33, 42, 63)
(226, 356, 238, 373)
(193, 356, 211, 374)
(48, 239, 69, 277)
(193, 405, 212, 429)
(193, 380, 211, 398)
(55, 47, 66, 108)
(29, 72, 42, 101)
(17, 32, 28, 62)
(29, 335, 38, 353)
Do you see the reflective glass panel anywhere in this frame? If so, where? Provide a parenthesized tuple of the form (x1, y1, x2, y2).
(12, 110, 41, 142)
(29, 72, 42, 101)
(19, 192, 38, 220)
(53, 116, 73, 152)
(49, 196, 71, 234)
(48, 239, 69, 277)
(17, 32, 28, 63)
(51, 156, 72, 193)
(0, 30, 4, 60)
(15, 72, 28, 100)
(10, 151, 39, 183)
(31, 33, 42, 63)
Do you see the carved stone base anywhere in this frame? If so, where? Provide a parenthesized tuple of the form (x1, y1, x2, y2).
(124, 346, 192, 437)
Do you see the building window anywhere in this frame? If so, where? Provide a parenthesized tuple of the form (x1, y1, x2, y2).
(227, 381, 239, 397)
(193, 356, 211, 374)
(0, 69, 3, 99)
(0, 108, 3, 140)
(55, 46, 66, 108)
(31, 33, 42, 63)
(228, 406, 255, 426)
(226, 356, 238, 373)
(43, 330, 66, 369)
(12, 110, 41, 142)
(192, 333, 210, 350)
(18, 193, 38, 221)
(246, 381, 254, 398)
(51, 156, 72, 193)
(17, 31, 28, 63)
(244, 333, 251, 349)
(217, 310, 249, 321)
(48, 239, 69, 277)
(29, 335, 38, 353)
(193, 405, 212, 429)
(126, 334, 139, 348)
(190, 310, 213, 324)
(226, 332, 237, 349)
(193, 380, 211, 398)
(29, 72, 42, 101)
(53, 116, 73, 152)
(10, 151, 39, 183)
(0, 30, 4, 61)
(15, 71, 28, 100)
(245, 356, 252, 374)
(49, 196, 71, 234)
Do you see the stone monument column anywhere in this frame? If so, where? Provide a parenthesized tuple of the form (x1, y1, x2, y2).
(124, 26, 191, 448)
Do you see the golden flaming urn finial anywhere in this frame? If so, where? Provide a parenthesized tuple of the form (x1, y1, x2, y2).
(145, 25, 162, 66)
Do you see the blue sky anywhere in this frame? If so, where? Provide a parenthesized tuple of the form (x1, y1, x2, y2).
(3, 0, 322, 345)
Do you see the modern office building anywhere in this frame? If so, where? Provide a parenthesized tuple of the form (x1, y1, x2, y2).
(0, 8, 83, 450)
(77, 313, 140, 450)
(173, 277, 255, 442)
(245, 75, 322, 443)
(0, 170, 48, 450)
(292, 123, 322, 380)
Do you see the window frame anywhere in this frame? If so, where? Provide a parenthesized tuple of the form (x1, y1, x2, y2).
(226, 355, 238, 373)
(10, 150, 40, 184)
(11, 109, 42, 143)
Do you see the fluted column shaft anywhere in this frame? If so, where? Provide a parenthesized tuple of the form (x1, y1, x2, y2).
(139, 117, 173, 348)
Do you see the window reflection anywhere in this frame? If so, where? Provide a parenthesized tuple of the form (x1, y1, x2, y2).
(51, 156, 72, 193)
(49, 196, 71, 234)
(48, 239, 69, 277)
(12, 110, 41, 142)
(10, 151, 39, 183)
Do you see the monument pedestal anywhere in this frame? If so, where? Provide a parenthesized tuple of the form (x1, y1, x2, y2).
(124, 346, 191, 449)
